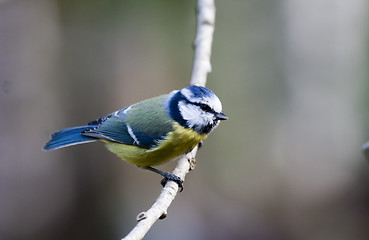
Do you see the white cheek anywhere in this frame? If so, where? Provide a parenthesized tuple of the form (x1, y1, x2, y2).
(178, 102, 212, 128)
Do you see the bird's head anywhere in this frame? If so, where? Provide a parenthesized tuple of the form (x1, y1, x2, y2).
(167, 85, 228, 134)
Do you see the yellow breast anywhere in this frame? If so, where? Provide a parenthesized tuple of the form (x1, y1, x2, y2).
(104, 122, 207, 166)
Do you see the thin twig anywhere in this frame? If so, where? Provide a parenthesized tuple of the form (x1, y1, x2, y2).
(190, 0, 216, 86)
(121, 0, 215, 239)
(122, 147, 198, 240)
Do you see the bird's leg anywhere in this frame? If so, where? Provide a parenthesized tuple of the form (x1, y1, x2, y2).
(140, 166, 184, 192)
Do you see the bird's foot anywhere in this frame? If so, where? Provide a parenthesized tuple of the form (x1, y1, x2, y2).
(143, 166, 184, 192)
(160, 173, 184, 192)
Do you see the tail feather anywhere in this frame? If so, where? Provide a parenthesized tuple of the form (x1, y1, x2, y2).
(43, 125, 98, 151)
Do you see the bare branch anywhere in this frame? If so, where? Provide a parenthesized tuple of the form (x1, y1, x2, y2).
(122, 148, 198, 240)
(190, 0, 216, 87)
(122, 0, 215, 239)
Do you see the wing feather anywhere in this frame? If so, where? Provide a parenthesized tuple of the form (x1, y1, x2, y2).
(82, 94, 173, 149)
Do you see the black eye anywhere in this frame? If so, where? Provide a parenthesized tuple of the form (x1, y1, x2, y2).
(199, 104, 212, 112)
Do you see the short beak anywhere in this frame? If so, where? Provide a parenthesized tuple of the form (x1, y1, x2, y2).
(216, 112, 228, 120)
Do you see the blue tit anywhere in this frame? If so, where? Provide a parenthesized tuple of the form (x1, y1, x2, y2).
(43, 85, 227, 189)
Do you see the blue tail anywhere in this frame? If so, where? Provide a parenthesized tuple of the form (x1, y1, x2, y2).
(43, 125, 98, 151)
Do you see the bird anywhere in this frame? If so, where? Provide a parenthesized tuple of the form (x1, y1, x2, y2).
(43, 85, 227, 190)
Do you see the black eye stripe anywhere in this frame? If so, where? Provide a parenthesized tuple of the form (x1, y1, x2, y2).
(180, 93, 216, 113)
(192, 102, 215, 113)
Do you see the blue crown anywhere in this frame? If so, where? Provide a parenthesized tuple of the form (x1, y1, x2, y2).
(184, 85, 215, 99)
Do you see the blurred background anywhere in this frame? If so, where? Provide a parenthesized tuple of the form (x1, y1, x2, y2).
(1, 0, 369, 239)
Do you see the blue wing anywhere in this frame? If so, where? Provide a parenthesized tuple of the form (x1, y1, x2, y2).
(82, 96, 173, 149)
(44, 95, 173, 151)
